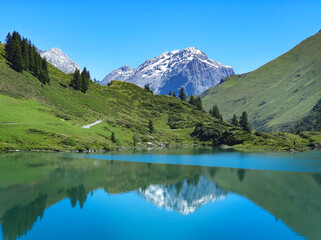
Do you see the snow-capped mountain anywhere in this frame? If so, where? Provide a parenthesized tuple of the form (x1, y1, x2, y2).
(138, 176, 226, 215)
(39, 47, 79, 74)
(101, 47, 234, 95)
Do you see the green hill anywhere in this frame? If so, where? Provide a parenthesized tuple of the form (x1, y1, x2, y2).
(201, 31, 321, 132)
(0, 42, 215, 150)
(0, 40, 319, 151)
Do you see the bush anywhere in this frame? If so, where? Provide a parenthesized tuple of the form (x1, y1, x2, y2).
(61, 138, 77, 146)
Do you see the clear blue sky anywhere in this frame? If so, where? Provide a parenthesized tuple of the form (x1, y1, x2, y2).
(0, 0, 320, 80)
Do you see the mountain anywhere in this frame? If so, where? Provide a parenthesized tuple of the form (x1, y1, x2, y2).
(101, 47, 234, 95)
(138, 176, 226, 215)
(39, 47, 79, 74)
(0, 42, 216, 150)
(200, 31, 321, 132)
(0, 38, 319, 151)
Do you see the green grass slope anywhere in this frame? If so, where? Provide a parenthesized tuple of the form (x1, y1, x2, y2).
(201, 31, 321, 132)
(0, 42, 319, 151)
(0, 43, 214, 150)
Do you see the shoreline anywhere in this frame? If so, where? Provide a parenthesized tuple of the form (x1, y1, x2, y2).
(1, 143, 318, 154)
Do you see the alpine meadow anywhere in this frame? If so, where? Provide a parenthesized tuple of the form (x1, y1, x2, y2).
(0, 32, 320, 151)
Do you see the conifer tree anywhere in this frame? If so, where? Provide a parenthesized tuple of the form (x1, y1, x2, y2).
(70, 69, 81, 90)
(195, 97, 203, 111)
(38, 58, 50, 84)
(189, 95, 196, 106)
(231, 114, 239, 126)
(28, 42, 36, 74)
(239, 111, 251, 133)
(148, 120, 154, 133)
(35, 53, 42, 78)
(144, 84, 153, 94)
(5, 33, 13, 62)
(173, 92, 176, 98)
(209, 105, 222, 120)
(21, 38, 29, 70)
(9, 31, 23, 72)
(81, 67, 90, 93)
(4, 31, 50, 84)
(168, 90, 172, 96)
(178, 86, 187, 101)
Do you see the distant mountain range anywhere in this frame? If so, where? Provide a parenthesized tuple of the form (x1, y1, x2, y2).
(200, 31, 321, 132)
(39, 47, 79, 74)
(138, 176, 226, 215)
(101, 47, 234, 95)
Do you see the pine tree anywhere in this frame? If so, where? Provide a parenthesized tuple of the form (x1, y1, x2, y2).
(38, 58, 50, 84)
(81, 67, 90, 93)
(70, 69, 81, 90)
(21, 38, 30, 70)
(148, 120, 154, 133)
(209, 105, 221, 120)
(231, 114, 239, 126)
(28, 43, 36, 74)
(173, 92, 176, 98)
(239, 111, 251, 132)
(168, 90, 172, 96)
(144, 84, 153, 94)
(189, 95, 196, 106)
(5, 33, 13, 62)
(10, 31, 23, 72)
(5, 32, 50, 84)
(195, 97, 203, 111)
(178, 86, 187, 101)
(33, 49, 41, 78)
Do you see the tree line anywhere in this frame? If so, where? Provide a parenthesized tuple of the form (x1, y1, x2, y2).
(168, 86, 204, 111)
(70, 67, 91, 93)
(5, 31, 50, 84)
(175, 86, 252, 132)
(208, 103, 251, 132)
(143, 85, 252, 133)
(230, 112, 251, 132)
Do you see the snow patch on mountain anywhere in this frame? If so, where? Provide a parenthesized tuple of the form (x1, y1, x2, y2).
(101, 47, 234, 95)
(39, 47, 79, 74)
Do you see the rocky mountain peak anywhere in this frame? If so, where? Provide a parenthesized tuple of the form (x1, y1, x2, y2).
(101, 47, 234, 95)
(39, 47, 79, 74)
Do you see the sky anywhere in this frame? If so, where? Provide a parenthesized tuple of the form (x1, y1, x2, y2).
(0, 0, 320, 80)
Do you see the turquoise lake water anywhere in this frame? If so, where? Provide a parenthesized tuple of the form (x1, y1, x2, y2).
(0, 147, 320, 239)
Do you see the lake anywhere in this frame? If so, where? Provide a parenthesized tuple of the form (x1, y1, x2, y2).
(0, 147, 320, 240)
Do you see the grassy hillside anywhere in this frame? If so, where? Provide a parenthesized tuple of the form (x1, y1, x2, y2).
(201, 31, 321, 132)
(0, 43, 215, 150)
(0, 42, 319, 151)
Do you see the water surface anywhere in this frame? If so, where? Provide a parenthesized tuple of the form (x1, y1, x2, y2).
(0, 147, 320, 240)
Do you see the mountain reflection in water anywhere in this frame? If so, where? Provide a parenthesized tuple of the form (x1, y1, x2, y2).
(0, 151, 320, 240)
(138, 176, 226, 215)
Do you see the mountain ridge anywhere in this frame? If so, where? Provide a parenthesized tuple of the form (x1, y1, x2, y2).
(101, 47, 234, 95)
